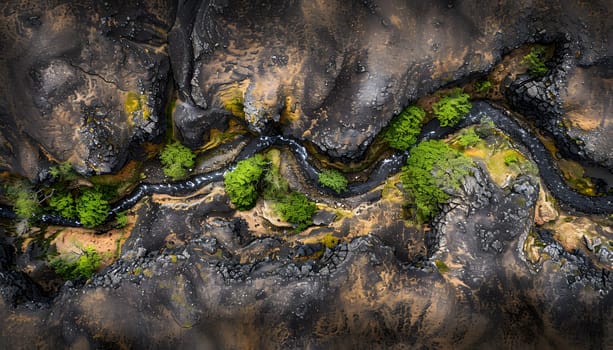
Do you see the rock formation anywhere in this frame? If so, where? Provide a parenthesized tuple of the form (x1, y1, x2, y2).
(0, 0, 611, 349)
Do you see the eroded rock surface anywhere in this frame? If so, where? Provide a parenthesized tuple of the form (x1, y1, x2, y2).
(0, 1, 176, 179)
(1, 161, 611, 349)
(0, 1, 612, 349)
(170, 0, 611, 160)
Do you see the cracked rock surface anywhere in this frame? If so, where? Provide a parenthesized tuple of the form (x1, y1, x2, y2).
(0, 1, 175, 179)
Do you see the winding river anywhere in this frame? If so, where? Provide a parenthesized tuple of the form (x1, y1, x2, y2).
(2, 101, 612, 227)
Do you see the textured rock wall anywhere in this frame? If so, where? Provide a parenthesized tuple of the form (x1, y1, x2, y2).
(0, 1, 176, 179)
(170, 0, 611, 160)
(1, 0, 610, 176)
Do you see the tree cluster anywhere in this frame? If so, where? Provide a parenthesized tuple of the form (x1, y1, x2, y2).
(224, 154, 317, 231)
(401, 140, 474, 222)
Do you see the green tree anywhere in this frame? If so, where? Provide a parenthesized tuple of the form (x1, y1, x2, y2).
(49, 191, 77, 218)
(50, 246, 101, 280)
(318, 169, 348, 194)
(382, 105, 426, 150)
(6, 182, 39, 221)
(49, 162, 77, 182)
(522, 46, 548, 77)
(224, 155, 267, 210)
(401, 140, 474, 222)
(76, 188, 110, 228)
(160, 141, 196, 180)
(275, 191, 317, 231)
(433, 88, 472, 127)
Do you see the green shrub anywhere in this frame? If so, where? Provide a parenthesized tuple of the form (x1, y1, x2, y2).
(432, 88, 472, 127)
(382, 105, 426, 150)
(454, 128, 481, 149)
(49, 191, 77, 219)
(475, 80, 492, 93)
(76, 188, 110, 228)
(116, 211, 128, 228)
(274, 191, 317, 231)
(50, 162, 77, 182)
(224, 155, 267, 210)
(50, 246, 101, 280)
(401, 140, 474, 222)
(522, 46, 548, 77)
(6, 182, 39, 221)
(318, 169, 348, 194)
(160, 141, 195, 180)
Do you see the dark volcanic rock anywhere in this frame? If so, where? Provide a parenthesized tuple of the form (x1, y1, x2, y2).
(170, 0, 611, 160)
(561, 59, 613, 170)
(505, 43, 613, 171)
(0, 1, 176, 179)
(1, 166, 612, 349)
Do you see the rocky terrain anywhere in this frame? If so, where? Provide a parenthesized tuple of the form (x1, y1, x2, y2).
(0, 0, 612, 349)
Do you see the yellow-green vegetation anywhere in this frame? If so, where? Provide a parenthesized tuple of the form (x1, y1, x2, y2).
(434, 259, 449, 273)
(402, 140, 474, 222)
(160, 141, 195, 180)
(321, 233, 340, 249)
(46, 162, 116, 228)
(50, 162, 77, 182)
(224, 154, 268, 210)
(260, 150, 288, 200)
(558, 159, 598, 196)
(5, 181, 40, 221)
(49, 191, 77, 219)
(504, 154, 519, 166)
(198, 119, 247, 153)
(220, 88, 245, 118)
(452, 127, 481, 149)
(522, 46, 548, 77)
(318, 169, 348, 194)
(382, 105, 426, 150)
(225, 151, 317, 231)
(125, 91, 150, 123)
(474, 80, 492, 93)
(432, 88, 472, 127)
(116, 211, 128, 228)
(50, 246, 101, 280)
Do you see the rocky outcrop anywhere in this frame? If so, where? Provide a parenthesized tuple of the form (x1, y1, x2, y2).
(562, 59, 613, 170)
(1, 0, 610, 173)
(1, 155, 612, 348)
(0, 1, 176, 179)
(505, 43, 613, 171)
(170, 0, 611, 161)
